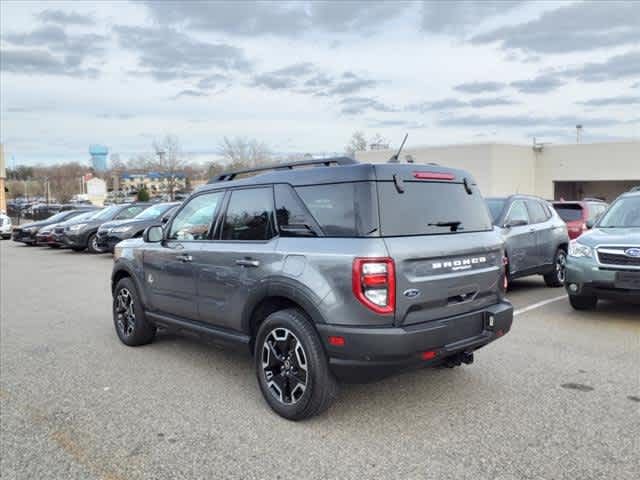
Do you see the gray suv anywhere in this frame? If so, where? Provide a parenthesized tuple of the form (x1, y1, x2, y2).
(487, 195, 569, 288)
(111, 159, 513, 420)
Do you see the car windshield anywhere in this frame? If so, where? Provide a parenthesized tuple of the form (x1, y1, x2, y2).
(70, 210, 99, 222)
(598, 196, 640, 228)
(134, 204, 171, 220)
(91, 205, 120, 220)
(46, 211, 75, 222)
(553, 203, 583, 222)
(486, 199, 506, 223)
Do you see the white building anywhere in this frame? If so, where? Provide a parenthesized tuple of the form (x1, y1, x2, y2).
(356, 141, 640, 202)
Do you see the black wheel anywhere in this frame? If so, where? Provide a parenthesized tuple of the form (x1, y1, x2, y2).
(255, 308, 338, 421)
(569, 294, 598, 310)
(113, 278, 156, 346)
(71, 246, 85, 252)
(87, 233, 103, 254)
(544, 248, 567, 287)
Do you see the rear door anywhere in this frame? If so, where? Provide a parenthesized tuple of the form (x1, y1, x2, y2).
(197, 187, 280, 332)
(375, 173, 503, 326)
(143, 191, 224, 320)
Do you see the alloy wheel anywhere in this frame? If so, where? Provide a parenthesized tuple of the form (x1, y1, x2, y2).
(556, 251, 567, 284)
(261, 328, 308, 405)
(115, 288, 136, 337)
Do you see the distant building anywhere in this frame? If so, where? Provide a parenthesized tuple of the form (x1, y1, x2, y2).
(118, 172, 187, 196)
(89, 144, 109, 172)
(86, 177, 107, 206)
(0, 143, 6, 213)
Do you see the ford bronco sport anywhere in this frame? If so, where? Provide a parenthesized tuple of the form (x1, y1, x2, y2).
(111, 158, 513, 420)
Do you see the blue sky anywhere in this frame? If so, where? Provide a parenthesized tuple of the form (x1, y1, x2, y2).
(1, 0, 639, 166)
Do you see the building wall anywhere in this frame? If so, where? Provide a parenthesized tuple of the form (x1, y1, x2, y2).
(356, 141, 640, 200)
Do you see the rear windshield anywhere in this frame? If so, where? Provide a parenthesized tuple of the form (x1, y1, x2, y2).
(553, 204, 583, 222)
(378, 181, 493, 236)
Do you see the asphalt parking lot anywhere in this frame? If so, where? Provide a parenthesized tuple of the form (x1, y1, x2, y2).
(1, 240, 638, 480)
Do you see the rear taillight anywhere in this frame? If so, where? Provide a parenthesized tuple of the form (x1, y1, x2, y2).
(352, 258, 395, 315)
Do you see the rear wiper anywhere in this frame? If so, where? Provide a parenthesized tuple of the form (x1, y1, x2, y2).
(428, 221, 463, 232)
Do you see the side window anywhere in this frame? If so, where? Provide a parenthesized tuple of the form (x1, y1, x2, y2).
(116, 206, 145, 220)
(221, 188, 275, 241)
(274, 184, 321, 236)
(506, 200, 529, 225)
(169, 192, 223, 241)
(526, 200, 548, 224)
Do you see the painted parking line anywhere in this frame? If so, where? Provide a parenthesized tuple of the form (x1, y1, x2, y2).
(514, 294, 567, 317)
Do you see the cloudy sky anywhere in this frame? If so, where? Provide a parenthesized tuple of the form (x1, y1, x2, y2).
(1, 0, 639, 166)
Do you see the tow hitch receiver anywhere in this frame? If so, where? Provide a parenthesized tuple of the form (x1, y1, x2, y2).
(445, 351, 474, 367)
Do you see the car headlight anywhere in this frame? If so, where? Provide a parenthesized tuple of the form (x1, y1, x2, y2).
(68, 223, 87, 231)
(111, 226, 132, 233)
(568, 240, 593, 258)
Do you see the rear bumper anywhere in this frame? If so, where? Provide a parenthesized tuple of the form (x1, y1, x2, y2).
(316, 301, 513, 381)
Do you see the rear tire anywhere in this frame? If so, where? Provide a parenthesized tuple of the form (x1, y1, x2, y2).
(113, 278, 156, 346)
(569, 294, 598, 310)
(255, 308, 338, 421)
(544, 248, 567, 287)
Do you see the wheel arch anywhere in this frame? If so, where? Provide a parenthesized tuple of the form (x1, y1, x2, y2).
(111, 263, 149, 306)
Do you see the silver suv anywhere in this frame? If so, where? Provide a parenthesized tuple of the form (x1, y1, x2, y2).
(111, 158, 513, 420)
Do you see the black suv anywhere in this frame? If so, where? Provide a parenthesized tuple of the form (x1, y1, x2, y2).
(63, 203, 150, 253)
(111, 159, 513, 420)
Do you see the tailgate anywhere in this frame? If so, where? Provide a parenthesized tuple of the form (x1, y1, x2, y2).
(384, 232, 503, 326)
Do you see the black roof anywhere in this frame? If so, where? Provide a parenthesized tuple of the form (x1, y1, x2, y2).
(198, 158, 476, 193)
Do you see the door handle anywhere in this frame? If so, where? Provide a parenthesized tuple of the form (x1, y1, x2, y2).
(235, 258, 260, 267)
(176, 254, 193, 263)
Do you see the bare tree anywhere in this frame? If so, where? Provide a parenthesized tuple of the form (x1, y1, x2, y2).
(345, 131, 367, 157)
(150, 135, 187, 200)
(218, 137, 271, 170)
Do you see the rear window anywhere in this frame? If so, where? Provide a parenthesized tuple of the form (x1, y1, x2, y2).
(378, 181, 493, 236)
(553, 204, 584, 222)
(295, 182, 378, 237)
(486, 199, 506, 223)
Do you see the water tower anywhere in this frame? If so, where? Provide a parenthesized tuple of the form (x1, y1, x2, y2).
(89, 144, 109, 172)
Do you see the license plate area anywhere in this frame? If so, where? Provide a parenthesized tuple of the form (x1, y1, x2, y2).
(615, 271, 640, 289)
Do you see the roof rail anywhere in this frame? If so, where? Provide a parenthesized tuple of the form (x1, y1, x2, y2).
(208, 156, 357, 183)
(583, 197, 605, 202)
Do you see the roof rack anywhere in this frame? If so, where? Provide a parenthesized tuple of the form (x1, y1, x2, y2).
(208, 157, 357, 183)
(583, 197, 606, 202)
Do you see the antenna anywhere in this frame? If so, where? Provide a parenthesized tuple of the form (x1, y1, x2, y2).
(387, 133, 408, 163)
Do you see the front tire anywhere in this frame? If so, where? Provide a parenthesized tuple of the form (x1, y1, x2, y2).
(113, 278, 156, 346)
(255, 308, 337, 421)
(544, 248, 567, 287)
(87, 233, 103, 254)
(569, 294, 598, 310)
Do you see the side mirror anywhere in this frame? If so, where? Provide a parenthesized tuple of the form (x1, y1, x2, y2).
(143, 225, 164, 243)
(504, 219, 527, 228)
(586, 219, 595, 229)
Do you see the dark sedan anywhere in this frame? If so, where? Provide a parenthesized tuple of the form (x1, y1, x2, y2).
(38, 210, 104, 247)
(12, 208, 97, 245)
(96, 202, 179, 252)
(62, 203, 151, 253)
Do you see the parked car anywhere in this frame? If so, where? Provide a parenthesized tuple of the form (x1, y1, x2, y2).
(12, 208, 97, 245)
(96, 202, 179, 253)
(565, 190, 640, 309)
(49, 210, 104, 248)
(62, 203, 151, 253)
(0, 213, 12, 239)
(111, 158, 513, 420)
(486, 195, 569, 288)
(552, 199, 608, 239)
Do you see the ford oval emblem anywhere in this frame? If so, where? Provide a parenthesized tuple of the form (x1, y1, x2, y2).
(403, 288, 421, 298)
(625, 248, 640, 258)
